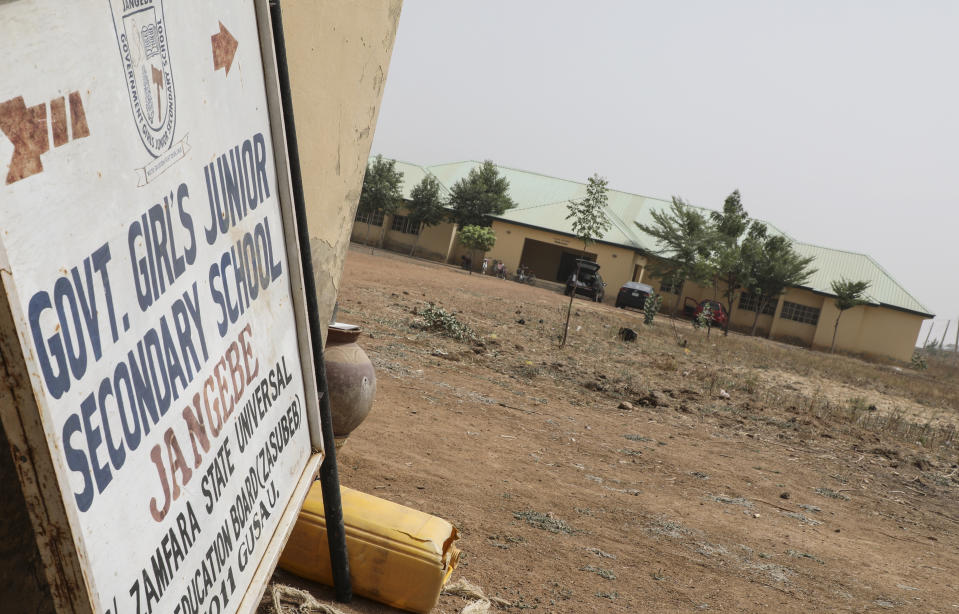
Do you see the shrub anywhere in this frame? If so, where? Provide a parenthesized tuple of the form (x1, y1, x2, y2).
(415, 303, 477, 342)
(694, 302, 713, 330)
(644, 292, 663, 325)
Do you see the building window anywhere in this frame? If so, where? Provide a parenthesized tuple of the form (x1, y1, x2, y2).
(391, 215, 419, 235)
(659, 278, 683, 295)
(780, 301, 820, 325)
(738, 292, 778, 316)
(355, 209, 385, 226)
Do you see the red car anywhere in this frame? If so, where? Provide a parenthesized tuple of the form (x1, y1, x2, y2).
(691, 299, 728, 328)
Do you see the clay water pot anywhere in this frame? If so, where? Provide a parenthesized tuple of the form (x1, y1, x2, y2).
(325, 323, 376, 447)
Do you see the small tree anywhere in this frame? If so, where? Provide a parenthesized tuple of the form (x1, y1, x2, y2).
(829, 278, 871, 353)
(644, 292, 663, 325)
(406, 174, 446, 257)
(561, 174, 612, 347)
(638, 197, 715, 316)
(745, 226, 817, 336)
(448, 160, 516, 228)
(708, 190, 752, 336)
(457, 225, 496, 275)
(358, 154, 404, 252)
(695, 301, 713, 332)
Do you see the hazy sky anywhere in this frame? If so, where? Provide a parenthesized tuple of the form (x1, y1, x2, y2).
(370, 1, 959, 345)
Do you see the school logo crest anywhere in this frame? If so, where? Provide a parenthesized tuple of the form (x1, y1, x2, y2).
(110, 0, 176, 157)
(110, 0, 189, 185)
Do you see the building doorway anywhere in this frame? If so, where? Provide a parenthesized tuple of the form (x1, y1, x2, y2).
(517, 238, 596, 282)
(557, 251, 597, 283)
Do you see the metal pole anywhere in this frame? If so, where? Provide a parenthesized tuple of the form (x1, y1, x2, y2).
(268, 0, 352, 602)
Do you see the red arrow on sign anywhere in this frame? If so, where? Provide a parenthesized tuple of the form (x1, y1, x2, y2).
(212, 21, 238, 76)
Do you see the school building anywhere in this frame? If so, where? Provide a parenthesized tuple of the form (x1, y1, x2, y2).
(351, 158, 933, 362)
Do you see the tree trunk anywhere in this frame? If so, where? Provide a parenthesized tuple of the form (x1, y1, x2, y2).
(561, 260, 582, 347)
(723, 289, 736, 337)
(830, 311, 842, 353)
(378, 217, 388, 249)
(409, 223, 422, 257)
(750, 301, 762, 336)
(671, 288, 682, 318)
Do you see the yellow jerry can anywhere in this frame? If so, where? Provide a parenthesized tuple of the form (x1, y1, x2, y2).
(279, 484, 461, 613)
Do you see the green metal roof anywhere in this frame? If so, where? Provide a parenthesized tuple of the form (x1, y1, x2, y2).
(429, 160, 660, 249)
(791, 243, 931, 316)
(373, 157, 933, 317)
(380, 158, 452, 201)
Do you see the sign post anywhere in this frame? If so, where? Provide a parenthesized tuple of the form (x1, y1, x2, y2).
(0, 1, 324, 612)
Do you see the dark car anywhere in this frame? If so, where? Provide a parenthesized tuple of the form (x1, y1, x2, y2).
(615, 281, 653, 310)
(565, 260, 606, 302)
(692, 299, 729, 328)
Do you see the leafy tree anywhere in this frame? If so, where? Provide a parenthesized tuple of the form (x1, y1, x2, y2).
(406, 174, 447, 257)
(561, 174, 612, 347)
(358, 154, 404, 251)
(708, 190, 752, 336)
(829, 278, 871, 353)
(709, 242, 750, 334)
(744, 225, 817, 336)
(457, 225, 496, 275)
(638, 197, 715, 316)
(710, 190, 750, 239)
(448, 160, 516, 228)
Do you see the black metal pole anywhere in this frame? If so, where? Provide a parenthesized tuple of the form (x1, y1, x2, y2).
(268, 0, 352, 602)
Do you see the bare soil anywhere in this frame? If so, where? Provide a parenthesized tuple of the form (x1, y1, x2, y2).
(265, 246, 959, 613)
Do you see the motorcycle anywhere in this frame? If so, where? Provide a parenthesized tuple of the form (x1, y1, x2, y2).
(513, 266, 536, 285)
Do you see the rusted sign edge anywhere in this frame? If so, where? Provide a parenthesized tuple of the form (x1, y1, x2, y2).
(0, 268, 94, 614)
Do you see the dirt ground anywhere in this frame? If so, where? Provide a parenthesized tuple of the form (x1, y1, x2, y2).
(264, 246, 959, 613)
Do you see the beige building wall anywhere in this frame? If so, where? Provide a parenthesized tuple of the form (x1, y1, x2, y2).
(735, 308, 776, 335)
(351, 219, 381, 248)
(645, 264, 772, 334)
(484, 221, 641, 300)
(857, 307, 924, 362)
(813, 302, 925, 362)
(623, 260, 923, 359)
(767, 288, 824, 346)
(656, 279, 776, 334)
(350, 210, 457, 261)
(383, 213, 457, 260)
(284, 0, 403, 343)
(813, 299, 864, 355)
(411, 221, 457, 260)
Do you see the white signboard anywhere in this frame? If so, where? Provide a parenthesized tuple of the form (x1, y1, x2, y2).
(0, 1, 320, 613)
